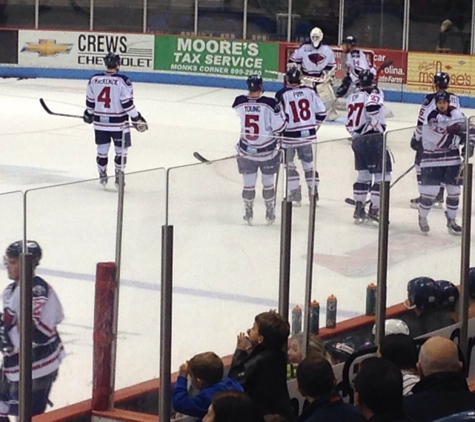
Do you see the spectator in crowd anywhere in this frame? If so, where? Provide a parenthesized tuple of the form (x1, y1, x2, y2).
(172, 351, 243, 419)
(379, 334, 420, 396)
(297, 357, 365, 422)
(404, 336, 475, 422)
(354, 357, 411, 422)
(404, 277, 455, 338)
(228, 311, 295, 420)
(203, 390, 265, 422)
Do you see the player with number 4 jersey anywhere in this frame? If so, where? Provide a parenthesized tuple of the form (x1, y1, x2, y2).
(275, 67, 326, 205)
(346, 70, 391, 224)
(232, 74, 287, 225)
(84, 52, 148, 189)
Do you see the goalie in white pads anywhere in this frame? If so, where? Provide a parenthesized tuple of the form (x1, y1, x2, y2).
(232, 75, 287, 225)
(346, 70, 391, 224)
(84, 52, 148, 188)
(275, 67, 326, 206)
(288, 27, 338, 120)
(418, 91, 468, 235)
(410, 72, 461, 210)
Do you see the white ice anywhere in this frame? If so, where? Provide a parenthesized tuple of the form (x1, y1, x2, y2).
(1, 78, 475, 410)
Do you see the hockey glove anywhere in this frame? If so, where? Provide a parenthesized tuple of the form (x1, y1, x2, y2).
(131, 113, 148, 133)
(410, 134, 421, 151)
(83, 109, 94, 124)
(447, 123, 462, 135)
(336, 76, 351, 98)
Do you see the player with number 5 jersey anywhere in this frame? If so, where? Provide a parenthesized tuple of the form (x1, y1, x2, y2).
(346, 70, 391, 224)
(275, 67, 326, 205)
(84, 52, 148, 189)
(232, 74, 287, 225)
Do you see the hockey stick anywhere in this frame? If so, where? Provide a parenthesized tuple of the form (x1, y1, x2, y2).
(39, 98, 82, 119)
(193, 151, 237, 163)
(344, 164, 415, 206)
(375, 59, 394, 84)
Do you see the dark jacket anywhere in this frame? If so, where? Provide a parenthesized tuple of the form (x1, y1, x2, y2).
(404, 372, 475, 422)
(298, 392, 365, 422)
(228, 343, 295, 420)
(408, 311, 455, 339)
(172, 376, 243, 418)
(368, 413, 415, 422)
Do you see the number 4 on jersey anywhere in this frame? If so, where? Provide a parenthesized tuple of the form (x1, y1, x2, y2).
(98, 87, 111, 108)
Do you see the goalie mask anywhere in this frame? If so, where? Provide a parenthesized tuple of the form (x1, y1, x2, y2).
(310, 27, 323, 48)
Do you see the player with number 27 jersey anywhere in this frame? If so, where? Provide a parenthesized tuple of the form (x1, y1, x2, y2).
(346, 88, 386, 136)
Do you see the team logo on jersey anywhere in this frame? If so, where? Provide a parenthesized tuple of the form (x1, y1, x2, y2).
(21, 39, 73, 57)
(308, 53, 325, 65)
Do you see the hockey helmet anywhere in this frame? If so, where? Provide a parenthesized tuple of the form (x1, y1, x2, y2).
(469, 268, 475, 299)
(5, 240, 42, 267)
(435, 90, 450, 103)
(104, 52, 120, 68)
(405, 277, 438, 310)
(434, 71, 450, 89)
(342, 35, 357, 46)
(246, 74, 263, 92)
(310, 27, 324, 48)
(436, 280, 459, 311)
(325, 335, 373, 363)
(359, 69, 374, 87)
(285, 66, 301, 84)
(372, 319, 410, 337)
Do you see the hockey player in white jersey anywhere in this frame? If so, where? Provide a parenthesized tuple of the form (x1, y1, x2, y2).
(84, 52, 148, 188)
(418, 91, 467, 235)
(346, 70, 391, 224)
(233, 75, 287, 225)
(336, 36, 374, 98)
(410, 72, 461, 209)
(275, 67, 326, 206)
(0, 241, 65, 418)
(288, 27, 337, 120)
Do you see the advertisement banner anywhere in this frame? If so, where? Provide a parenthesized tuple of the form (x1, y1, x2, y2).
(18, 30, 154, 71)
(407, 52, 474, 95)
(154, 35, 279, 78)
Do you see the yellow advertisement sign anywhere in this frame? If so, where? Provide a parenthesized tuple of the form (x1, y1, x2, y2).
(407, 52, 475, 95)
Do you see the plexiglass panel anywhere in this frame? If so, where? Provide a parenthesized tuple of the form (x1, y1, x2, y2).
(25, 177, 118, 408)
(114, 168, 166, 390)
(147, 0, 194, 35)
(38, 0, 90, 30)
(94, 0, 143, 32)
(168, 158, 281, 368)
(0, 0, 34, 28)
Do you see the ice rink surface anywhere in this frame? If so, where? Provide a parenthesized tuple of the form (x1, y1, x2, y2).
(1, 77, 475, 409)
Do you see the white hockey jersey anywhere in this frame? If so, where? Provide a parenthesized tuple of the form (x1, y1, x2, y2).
(421, 107, 466, 168)
(275, 85, 326, 147)
(346, 87, 386, 137)
(344, 49, 374, 84)
(414, 91, 461, 141)
(288, 42, 336, 78)
(86, 71, 140, 132)
(232, 94, 287, 161)
(2, 277, 65, 382)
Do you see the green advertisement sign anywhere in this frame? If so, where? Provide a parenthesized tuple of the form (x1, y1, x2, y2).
(154, 35, 278, 79)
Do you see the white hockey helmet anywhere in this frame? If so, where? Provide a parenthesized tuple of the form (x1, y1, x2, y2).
(372, 319, 410, 337)
(310, 27, 324, 48)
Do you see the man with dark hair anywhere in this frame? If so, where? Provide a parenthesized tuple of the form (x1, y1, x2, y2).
(297, 357, 365, 422)
(354, 357, 411, 422)
(379, 334, 420, 395)
(404, 336, 475, 422)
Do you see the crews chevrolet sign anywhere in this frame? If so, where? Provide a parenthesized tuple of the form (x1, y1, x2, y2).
(18, 30, 154, 70)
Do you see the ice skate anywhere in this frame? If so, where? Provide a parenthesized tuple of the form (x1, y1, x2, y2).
(243, 202, 253, 225)
(410, 196, 420, 209)
(288, 186, 302, 207)
(418, 216, 430, 234)
(115, 170, 125, 189)
(367, 205, 379, 224)
(99, 170, 108, 188)
(265, 202, 276, 225)
(434, 188, 444, 209)
(353, 201, 366, 225)
(445, 211, 462, 235)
